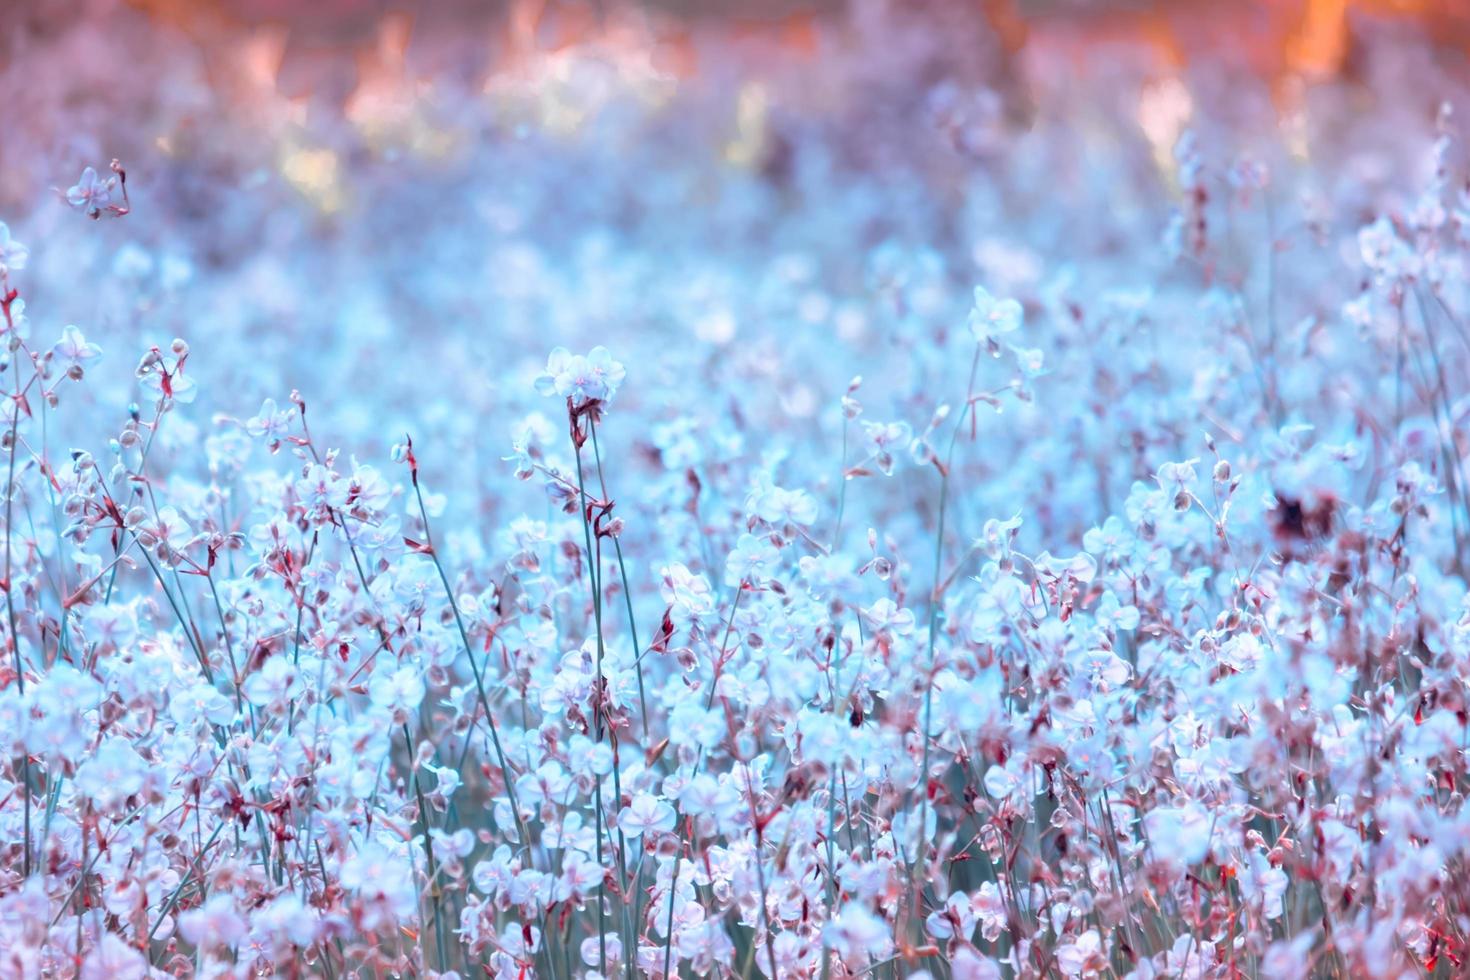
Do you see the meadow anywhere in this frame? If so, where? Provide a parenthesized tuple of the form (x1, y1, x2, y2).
(1, 2, 1469, 977)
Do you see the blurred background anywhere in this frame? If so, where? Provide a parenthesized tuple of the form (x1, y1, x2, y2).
(6, 0, 1470, 216)
(1, 0, 1468, 539)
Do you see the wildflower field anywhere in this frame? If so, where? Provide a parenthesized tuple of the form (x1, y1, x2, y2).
(4, 1, 1470, 976)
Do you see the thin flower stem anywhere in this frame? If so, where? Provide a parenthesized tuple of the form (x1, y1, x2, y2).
(571, 422, 636, 975)
(588, 419, 649, 732)
(4, 333, 30, 878)
(833, 409, 850, 549)
(743, 770, 780, 980)
(147, 820, 227, 955)
(660, 582, 745, 977)
(583, 418, 648, 976)
(403, 723, 449, 973)
(662, 824, 685, 980)
(409, 471, 530, 853)
(908, 344, 983, 939)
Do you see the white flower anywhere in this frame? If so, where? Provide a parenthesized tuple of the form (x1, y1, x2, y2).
(725, 532, 780, 587)
(168, 682, 235, 728)
(1358, 215, 1420, 281)
(534, 346, 576, 397)
(74, 738, 148, 809)
(0, 222, 29, 272)
(1010, 344, 1046, 378)
(244, 657, 304, 709)
(247, 398, 294, 445)
(1220, 632, 1264, 672)
(924, 891, 976, 940)
(138, 352, 198, 404)
(977, 513, 1023, 562)
(971, 881, 1007, 942)
(1079, 649, 1130, 691)
(1056, 929, 1105, 977)
(968, 286, 1022, 351)
(618, 792, 675, 838)
(50, 325, 102, 374)
(248, 892, 320, 951)
(369, 665, 426, 718)
(950, 947, 1003, 980)
(582, 934, 624, 967)
(472, 844, 516, 896)
(861, 597, 915, 636)
(661, 562, 715, 617)
(1240, 851, 1288, 920)
(584, 345, 626, 402)
(749, 483, 818, 526)
(861, 420, 911, 475)
(983, 763, 1023, 800)
(1094, 592, 1140, 633)
(534, 345, 626, 405)
(296, 463, 348, 511)
(81, 933, 149, 980)
(679, 773, 736, 818)
(824, 902, 892, 961)
(0, 296, 29, 339)
(427, 762, 462, 798)
(341, 842, 419, 926)
(1144, 802, 1213, 867)
(66, 166, 115, 215)
(179, 893, 247, 950)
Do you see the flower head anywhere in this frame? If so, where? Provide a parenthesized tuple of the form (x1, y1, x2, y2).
(535, 345, 626, 406)
(968, 286, 1022, 353)
(0, 222, 29, 273)
(66, 166, 115, 216)
(50, 325, 101, 377)
(618, 792, 676, 838)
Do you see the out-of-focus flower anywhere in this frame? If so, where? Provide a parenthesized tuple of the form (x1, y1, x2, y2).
(244, 657, 304, 710)
(618, 792, 675, 838)
(824, 902, 893, 961)
(179, 894, 248, 950)
(861, 597, 915, 636)
(370, 664, 427, 720)
(968, 286, 1022, 353)
(725, 532, 780, 587)
(1144, 802, 1213, 868)
(1056, 929, 1105, 977)
(749, 482, 818, 526)
(0, 222, 29, 272)
(74, 738, 148, 810)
